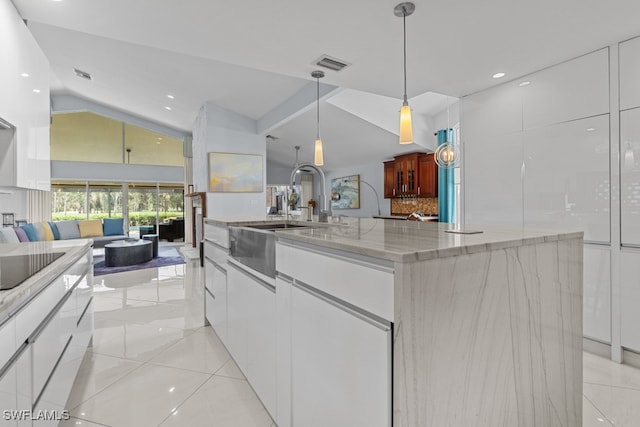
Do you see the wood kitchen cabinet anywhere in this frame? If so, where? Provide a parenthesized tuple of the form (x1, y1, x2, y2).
(383, 152, 437, 198)
(383, 161, 396, 198)
(418, 153, 437, 197)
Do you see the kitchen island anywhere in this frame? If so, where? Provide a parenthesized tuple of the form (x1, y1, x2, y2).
(204, 217, 583, 427)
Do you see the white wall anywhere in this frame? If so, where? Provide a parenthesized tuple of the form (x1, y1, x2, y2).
(0, 190, 27, 223)
(193, 103, 266, 217)
(51, 161, 183, 183)
(267, 160, 293, 185)
(324, 162, 389, 218)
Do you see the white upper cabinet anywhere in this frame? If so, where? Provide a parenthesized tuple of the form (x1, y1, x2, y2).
(0, 0, 50, 190)
(583, 245, 611, 343)
(620, 108, 640, 246)
(462, 82, 522, 139)
(620, 36, 640, 111)
(523, 115, 610, 243)
(464, 132, 524, 227)
(522, 48, 609, 130)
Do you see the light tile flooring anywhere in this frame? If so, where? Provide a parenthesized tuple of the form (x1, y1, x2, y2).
(62, 252, 640, 426)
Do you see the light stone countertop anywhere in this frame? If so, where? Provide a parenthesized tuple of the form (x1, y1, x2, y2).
(274, 218, 583, 263)
(206, 216, 583, 263)
(0, 239, 93, 324)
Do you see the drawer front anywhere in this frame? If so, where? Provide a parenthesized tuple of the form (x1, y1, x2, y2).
(75, 273, 93, 318)
(276, 242, 394, 321)
(204, 241, 228, 267)
(31, 291, 76, 401)
(0, 318, 16, 369)
(15, 275, 67, 345)
(205, 223, 229, 249)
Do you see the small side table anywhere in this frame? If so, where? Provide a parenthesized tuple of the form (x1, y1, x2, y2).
(142, 234, 159, 258)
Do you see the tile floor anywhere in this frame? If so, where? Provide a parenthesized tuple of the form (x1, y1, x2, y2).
(62, 251, 640, 426)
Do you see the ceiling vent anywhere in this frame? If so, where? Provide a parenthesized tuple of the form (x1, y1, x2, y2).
(73, 68, 92, 80)
(313, 55, 350, 72)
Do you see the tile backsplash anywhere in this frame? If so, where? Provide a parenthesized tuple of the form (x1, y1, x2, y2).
(391, 197, 438, 216)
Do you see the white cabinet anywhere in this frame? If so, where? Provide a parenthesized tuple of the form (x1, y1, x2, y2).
(245, 267, 276, 418)
(204, 258, 228, 344)
(620, 108, 640, 246)
(226, 263, 248, 374)
(621, 248, 640, 352)
(522, 48, 609, 129)
(275, 276, 293, 427)
(291, 282, 391, 427)
(0, 0, 50, 191)
(620, 36, 640, 110)
(461, 81, 523, 139)
(523, 115, 610, 243)
(0, 362, 18, 427)
(276, 242, 393, 427)
(464, 132, 524, 227)
(583, 245, 611, 343)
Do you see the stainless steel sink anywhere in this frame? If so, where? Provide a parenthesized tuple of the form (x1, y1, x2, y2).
(229, 222, 316, 278)
(246, 223, 313, 230)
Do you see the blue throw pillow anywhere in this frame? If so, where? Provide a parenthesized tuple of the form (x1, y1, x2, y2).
(48, 221, 61, 240)
(103, 218, 124, 236)
(20, 223, 38, 241)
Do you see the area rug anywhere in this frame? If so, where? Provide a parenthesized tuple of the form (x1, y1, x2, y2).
(93, 246, 185, 276)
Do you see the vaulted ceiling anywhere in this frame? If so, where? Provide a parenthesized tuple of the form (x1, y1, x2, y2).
(12, 0, 640, 170)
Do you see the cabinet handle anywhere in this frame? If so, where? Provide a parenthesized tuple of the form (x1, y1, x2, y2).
(418, 187, 421, 195)
(293, 280, 391, 332)
(392, 188, 395, 196)
(205, 287, 216, 300)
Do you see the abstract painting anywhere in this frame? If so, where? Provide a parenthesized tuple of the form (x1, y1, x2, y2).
(331, 174, 360, 209)
(208, 152, 263, 192)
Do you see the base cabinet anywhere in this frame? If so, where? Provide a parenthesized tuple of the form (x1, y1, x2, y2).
(245, 269, 276, 418)
(205, 259, 227, 344)
(290, 282, 392, 427)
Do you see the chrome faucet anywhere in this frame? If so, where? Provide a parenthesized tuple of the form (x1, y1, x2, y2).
(290, 162, 331, 222)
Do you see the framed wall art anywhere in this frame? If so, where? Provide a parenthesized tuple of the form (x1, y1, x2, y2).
(208, 152, 263, 193)
(330, 174, 360, 209)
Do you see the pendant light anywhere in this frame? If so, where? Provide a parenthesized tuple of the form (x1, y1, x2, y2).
(394, 2, 415, 145)
(312, 70, 325, 166)
(434, 99, 461, 168)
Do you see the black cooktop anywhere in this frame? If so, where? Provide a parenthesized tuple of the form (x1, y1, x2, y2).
(0, 252, 65, 290)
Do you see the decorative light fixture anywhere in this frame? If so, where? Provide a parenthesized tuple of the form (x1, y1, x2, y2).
(394, 2, 415, 145)
(434, 100, 461, 169)
(312, 70, 325, 166)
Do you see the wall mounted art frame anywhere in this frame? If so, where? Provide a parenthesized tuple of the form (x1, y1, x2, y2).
(208, 152, 263, 193)
(330, 174, 360, 209)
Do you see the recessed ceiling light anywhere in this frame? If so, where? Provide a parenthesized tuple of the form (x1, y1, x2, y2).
(164, 106, 172, 111)
(586, 128, 595, 132)
(519, 81, 530, 87)
(167, 94, 175, 100)
(32, 89, 40, 93)
(21, 73, 29, 77)
(492, 72, 506, 79)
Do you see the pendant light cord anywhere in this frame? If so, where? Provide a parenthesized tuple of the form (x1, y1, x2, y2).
(403, 7, 408, 104)
(316, 76, 320, 140)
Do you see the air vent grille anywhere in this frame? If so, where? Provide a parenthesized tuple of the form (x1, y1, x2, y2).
(313, 55, 350, 72)
(73, 68, 92, 80)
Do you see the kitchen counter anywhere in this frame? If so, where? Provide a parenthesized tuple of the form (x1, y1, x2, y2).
(205, 217, 583, 426)
(0, 239, 93, 324)
(274, 217, 582, 263)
